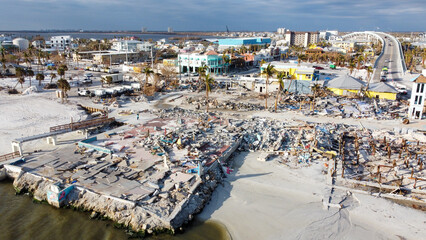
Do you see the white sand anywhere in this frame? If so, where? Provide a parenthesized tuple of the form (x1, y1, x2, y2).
(0, 91, 85, 155)
(199, 152, 426, 240)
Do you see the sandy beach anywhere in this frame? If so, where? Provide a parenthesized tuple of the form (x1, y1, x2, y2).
(199, 152, 426, 240)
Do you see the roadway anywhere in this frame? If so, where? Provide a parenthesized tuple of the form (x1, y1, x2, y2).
(372, 33, 404, 83)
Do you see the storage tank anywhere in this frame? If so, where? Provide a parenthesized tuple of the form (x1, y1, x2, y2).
(12, 38, 29, 50)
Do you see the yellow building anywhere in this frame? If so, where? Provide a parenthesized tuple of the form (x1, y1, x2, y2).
(366, 82, 398, 100)
(325, 75, 365, 96)
(326, 75, 398, 100)
(260, 62, 318, 81)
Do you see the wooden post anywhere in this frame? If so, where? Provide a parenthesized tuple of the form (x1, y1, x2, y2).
(413, 178, 417, 189)
(411, 168, 414, 178)
(378, 172, 382, 184)
(342, 166, 345, 178)
(393, 159, 396, 168)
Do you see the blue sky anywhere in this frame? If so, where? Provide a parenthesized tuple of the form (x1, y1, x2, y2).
(0, 0, 424, 31)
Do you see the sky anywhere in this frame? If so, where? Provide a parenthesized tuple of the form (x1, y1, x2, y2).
(0, 0, 424, 32)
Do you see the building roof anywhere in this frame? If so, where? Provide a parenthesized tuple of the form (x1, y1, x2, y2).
(205, 50, 219, 55)
(367, 82, 398, 93)
(410, 74, 426, 83)
(325, 75, 365, 90)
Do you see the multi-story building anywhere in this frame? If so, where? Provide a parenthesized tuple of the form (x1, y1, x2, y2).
(285, 31, 319, 47)
(408, 74, 426, 119)
(93, 51, 140, 65)
(50, 35, 71, 51)
(218, 37, 271, 50)
(277, 28, 287, 35)
(112, 40, 153, 52)
(178, 51, 226, 75)
(112, 40, 141, 52)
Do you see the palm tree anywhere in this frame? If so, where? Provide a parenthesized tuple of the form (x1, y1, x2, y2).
(297, 54, 306, 66)
(348, 62, 355, 75)
(197, 64, 208, 87)
(142, 67, 154, 93)
(57, 78, 70, 103)
(50, 73, 57, 84)
(36, 73, 45, 86)
(26, 69, 34, 87)
(356, 55, 364, 70)
(0, 48, 6, 72)
(105, 76, 113, 87)
(57, 66, 65, 79)
(262, 63, 275, 109)
(15, 68, 25, 89)
(203, 73, 215, 112)
(275, 72, 285, 112)
(222, 54, 231, 75)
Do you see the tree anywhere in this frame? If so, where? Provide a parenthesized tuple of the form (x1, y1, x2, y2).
(262, 63, 275, 109)
(222, 54, 231, 74)
(26, 69, 34, 87)
(297, 54, 306, 66)
(50, 73, 57, 84)
(105, 76, 113, 86)
(142, 67, 154, 93)
(15, 68, 26, 88)
(57, 78, 70, 103)
(366, 66, 373, 89)
(36, 73, 45, 86)
(356, 54, 364, 70)
(197, 64, 208, 87)
(57, 66, 65, 78)
(203, 73, 215, 112)
(348, 62, 355, 75)
(275, 72, 285, 112)
(0, 48, 6, 71)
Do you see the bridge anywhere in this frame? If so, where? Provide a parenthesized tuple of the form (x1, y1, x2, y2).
(11, 116, 116, 155)
(342, 31, 406, 83)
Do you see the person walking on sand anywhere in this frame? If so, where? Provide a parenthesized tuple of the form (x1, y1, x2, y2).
(137, 113, 139, 120)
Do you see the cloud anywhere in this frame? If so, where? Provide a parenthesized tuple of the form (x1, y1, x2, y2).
(0, 0, 424, 31)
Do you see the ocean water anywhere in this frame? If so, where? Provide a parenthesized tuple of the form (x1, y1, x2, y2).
(0, 31, 217, 42)
(0, 180, 230, 240)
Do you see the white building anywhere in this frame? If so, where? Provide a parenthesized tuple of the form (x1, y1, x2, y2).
(277, 28, 287, 35)
(50, 35, 72, 51)
(12, 38, 29, 50)
(408, 74, 426, 119)
(112, 40, 141, 52)
(319, 30, 339, 40)
(112, 40, 153, 52)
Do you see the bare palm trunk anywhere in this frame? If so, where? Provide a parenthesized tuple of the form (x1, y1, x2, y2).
(275, 89, 280, 112)
(206, 90, 209, 112)
(265, 77, 268, 109)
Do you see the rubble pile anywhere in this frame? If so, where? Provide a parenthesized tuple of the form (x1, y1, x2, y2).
(278, 95, 409, 120)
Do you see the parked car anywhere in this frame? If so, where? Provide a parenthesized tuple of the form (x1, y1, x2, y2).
(82, 78, 92, 84)
(77, 89, 91, 96)
(313, 66, 324, 70)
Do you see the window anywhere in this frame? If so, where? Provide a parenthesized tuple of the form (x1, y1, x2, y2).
(414, 96, 419, 104)
(416, 83, 421, 93)
(419, 96, 423, 105)
(421, 83, 425, 93)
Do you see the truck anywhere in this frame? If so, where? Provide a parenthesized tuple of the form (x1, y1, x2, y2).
(93, 89, 106, 97)
(77, 89, 91, 96)
(102, 73, 123, 84)
(131, 83, 141, 91)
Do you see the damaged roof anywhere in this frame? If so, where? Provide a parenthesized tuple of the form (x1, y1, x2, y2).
(325, 74, 365, 90)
